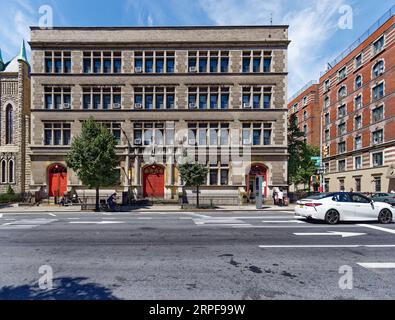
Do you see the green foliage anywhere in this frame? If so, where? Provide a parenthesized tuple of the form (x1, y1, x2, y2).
(6, 185, 15, 195)
(178, 161, 208, 187)
(0, 193, 21, 204)
(66, 117, 119, 189)
(293, 144, 320, 187)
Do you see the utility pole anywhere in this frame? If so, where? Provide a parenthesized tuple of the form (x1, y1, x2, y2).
(320, 110, 324, 193)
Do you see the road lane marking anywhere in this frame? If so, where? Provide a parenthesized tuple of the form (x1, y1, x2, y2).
(357, 263, 395, 269)
(259, 245, 395, 249)
(294, 231, 366, 238)
(69, 221, 124, 225)
(198, 224, 251, 227)
(358, 224, 395, 234)
(263, 220, 306, 224)
(48, 213, 56, 217)
(138, 217, 153, 220)
(0, 214, 3, 218)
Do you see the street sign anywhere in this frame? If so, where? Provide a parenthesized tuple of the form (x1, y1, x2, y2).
(311, 157, 321, 161)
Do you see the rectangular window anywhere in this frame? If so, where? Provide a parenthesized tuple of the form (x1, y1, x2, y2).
(338, 142, 346, 154)
(45, 58, 53, 73)
(220, 58, 229, 73)
(156, 58, 164, 73)
(263, 58, 271, 72)
(199, 57, 208, 73)
(242, 58, 250, 73)
(167, 58, 175, 73)
(103, 59, 112, 73)
(355, 116, 362, 130)
(372, 152, 383, 167)
(338, 160, 346, 172)
(145, 58, 154, 73)
(355, 178, 361, 192)
(253, 129, 261, 146)
(253, 58, 261, 73)
(355, 136, 362, 150)
(93, 58, 101, 73)
(372, 105, 384, 122)
(373, 36, 384, 54)
(355, 156, 362, 170)
(339, 179, 345, 192)
(372, 129, 384, 144)
(221, 94, 229, 109)
(338, 67, 347, 81)
(355, 54, 362, 68)
(355, 95, 362, 109)
(373, 83, 384, 101)
(54, 59, 62, 73)
(44, 123, 71, 146)
(210, 58, 218, 73)
(374, 177, 382, 192)
(210, 169, 218, 186)
(113, 58, 122, 73)
(83, 59, 91, 73)
(63, 59, 71, 73)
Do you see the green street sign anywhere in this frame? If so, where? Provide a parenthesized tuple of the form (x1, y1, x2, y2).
(311, 157, 321, 161)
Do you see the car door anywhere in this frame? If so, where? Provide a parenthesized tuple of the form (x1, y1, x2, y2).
(351, 193, 375, 220)
(332, 193, 355, 220)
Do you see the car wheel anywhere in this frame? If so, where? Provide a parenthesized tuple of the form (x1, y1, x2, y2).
(378, 209, 393, 224)
(325, 210, 340, 225)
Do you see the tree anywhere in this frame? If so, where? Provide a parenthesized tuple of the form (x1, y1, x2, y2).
(66, 117, 119, 211)
(288, 114, 306, 186)
(177, 161, 208, 208)
(294, 144, 320, 190)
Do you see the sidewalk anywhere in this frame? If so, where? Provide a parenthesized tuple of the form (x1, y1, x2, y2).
(0, 203, 296, 214)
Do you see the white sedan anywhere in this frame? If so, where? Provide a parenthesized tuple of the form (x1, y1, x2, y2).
(295, 192, 394, 225)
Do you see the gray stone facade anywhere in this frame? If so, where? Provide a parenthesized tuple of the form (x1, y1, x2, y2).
(28, 26, 290, 203)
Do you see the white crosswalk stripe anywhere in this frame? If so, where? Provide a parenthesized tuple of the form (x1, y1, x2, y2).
(0, 219, 57, 230)
(193, 217, 252, 227)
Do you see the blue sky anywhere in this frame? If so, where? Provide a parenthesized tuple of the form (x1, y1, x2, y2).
(0, 0, 394, 96)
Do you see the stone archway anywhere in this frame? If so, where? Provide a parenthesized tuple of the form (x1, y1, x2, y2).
(143, 164, 165, 198)
(246, 163, 268, 198)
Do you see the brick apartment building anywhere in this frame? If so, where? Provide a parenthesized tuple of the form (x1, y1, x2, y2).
(288, 81, 320, 147)
(0, 42, 30, 194)
(320, 8, 395, 193)
(24, 26, 290, 204)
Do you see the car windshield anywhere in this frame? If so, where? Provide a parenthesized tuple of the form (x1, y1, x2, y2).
(305, 193, 335, 200)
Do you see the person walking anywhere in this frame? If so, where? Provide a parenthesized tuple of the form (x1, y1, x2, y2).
(278, 189, 284, 207)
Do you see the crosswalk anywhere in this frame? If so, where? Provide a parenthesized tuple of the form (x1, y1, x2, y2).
(192, 216, 307, 228)
(0, 218, 57, 230)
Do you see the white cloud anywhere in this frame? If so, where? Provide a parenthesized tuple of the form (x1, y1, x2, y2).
(199, 0, 348, 97)
(0, 1, 36, 61)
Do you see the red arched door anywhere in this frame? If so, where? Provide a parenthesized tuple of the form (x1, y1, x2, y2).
(247, 164, 268, 198)
(143, 165, 165, 198)
(48, 165, 67, 197)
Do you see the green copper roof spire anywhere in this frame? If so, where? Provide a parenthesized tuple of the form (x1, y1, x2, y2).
(17, 39, 28, 63)
(0, 48, 4, 71)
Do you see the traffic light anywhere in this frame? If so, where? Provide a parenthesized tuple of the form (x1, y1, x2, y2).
(323, 145, 329, 158)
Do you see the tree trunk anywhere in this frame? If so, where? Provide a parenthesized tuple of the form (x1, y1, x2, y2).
(196, 185, 200, 209)
(95, 186, 100, 212)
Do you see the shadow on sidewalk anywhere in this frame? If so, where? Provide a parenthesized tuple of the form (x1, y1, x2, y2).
(0, 277, 119, 300)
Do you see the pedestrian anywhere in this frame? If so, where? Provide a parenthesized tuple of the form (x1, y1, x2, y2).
(273, 187, 279, 205)
(278, 189, 284, 207)
(107, 193, 117, 211)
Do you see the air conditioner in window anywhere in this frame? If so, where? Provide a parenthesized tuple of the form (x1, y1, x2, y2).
(63, 103, 71, 109)
(189, 139, 196, 145)
(135, 103, 143, 109)
(189, 66, 197, 72)
(134, 139, 142, 145)
(113, 103, 121, 109)
(189, 103, 198, 109)
(243, 103, 252, 109)
(158, 104, 164, 109)
(135, 67, 142, 73)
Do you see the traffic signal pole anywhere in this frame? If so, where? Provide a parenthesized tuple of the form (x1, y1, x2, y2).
(320, 110, 324, 193)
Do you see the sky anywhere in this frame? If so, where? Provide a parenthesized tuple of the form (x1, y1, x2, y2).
(0, 0, 394, 97)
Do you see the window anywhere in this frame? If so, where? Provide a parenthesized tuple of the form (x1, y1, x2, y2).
(208, 163, 230, 186)
(325, 129, 330, 142)
(338, 86, 347, 100)
(45, 51, 71, 74)
(1, 160, 6, 184)
(324, 96, 330, 108)
(44, 123, 71, 145)
(83, 51, 122, 74)
(188, 87, 229, 110)
(372, 82, 384, 101)
(44, 86, 72, 110)
(355, 115, 362, 130)
(355, 156, 362, 170)
(8, 160, 14, 184)
(338, 122, 346, 136)
(83, 87, 122, 110)
(133, 122, 170, 146)
(338, 160, 346, 172)
(242, 51, 272, 73)
(373, 36, 385, 55)
(355, 136, 362, 150)
(324, 80, 330, 92)
(242, 123, 272, 146)
(325, 179, 330, 192)
(242, 86, 272, 109)
(303, 111, 308, 121)
(374, 177, 382, 192)
(338, 142, 346, 154)
(338, 67, 347, 81)
(355, 178, 361, 192)
(372, 129, 383, 145)
(134, 86, 175, 110)
(338, 104, 346, 118)
(302, 96, 308, 106)
(188, 51, 229, 73)
(188, 123, 229, 146)
(372, 152, 383, 167)
(339, 179, 345, 191)
(372, 60, 384, 78)
(372, 105, 384, 123)
(324, 113, 330, 126)
(355, 75, 362, 89)
(6, 104, 13, 144)
(354, 95, 362, 109)
(355, 54, 363, 68)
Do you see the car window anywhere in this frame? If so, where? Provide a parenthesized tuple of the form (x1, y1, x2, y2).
(351, 194, 371, 203)
(333, 193, 352, 202)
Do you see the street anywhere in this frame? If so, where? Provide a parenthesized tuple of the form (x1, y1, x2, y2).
(0, 210, 394, 300)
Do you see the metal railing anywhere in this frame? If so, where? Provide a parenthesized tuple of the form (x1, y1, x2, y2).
(288, 80, 318, 103)
(320, 5, 395, 77)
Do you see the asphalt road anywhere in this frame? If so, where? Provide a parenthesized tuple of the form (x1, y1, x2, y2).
(0, 210, 394, 300)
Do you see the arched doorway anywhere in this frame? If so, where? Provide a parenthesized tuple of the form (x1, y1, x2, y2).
(247, 164, 268, 199)
(143, 165, 165, 198)
(48, 164, 67, 197)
